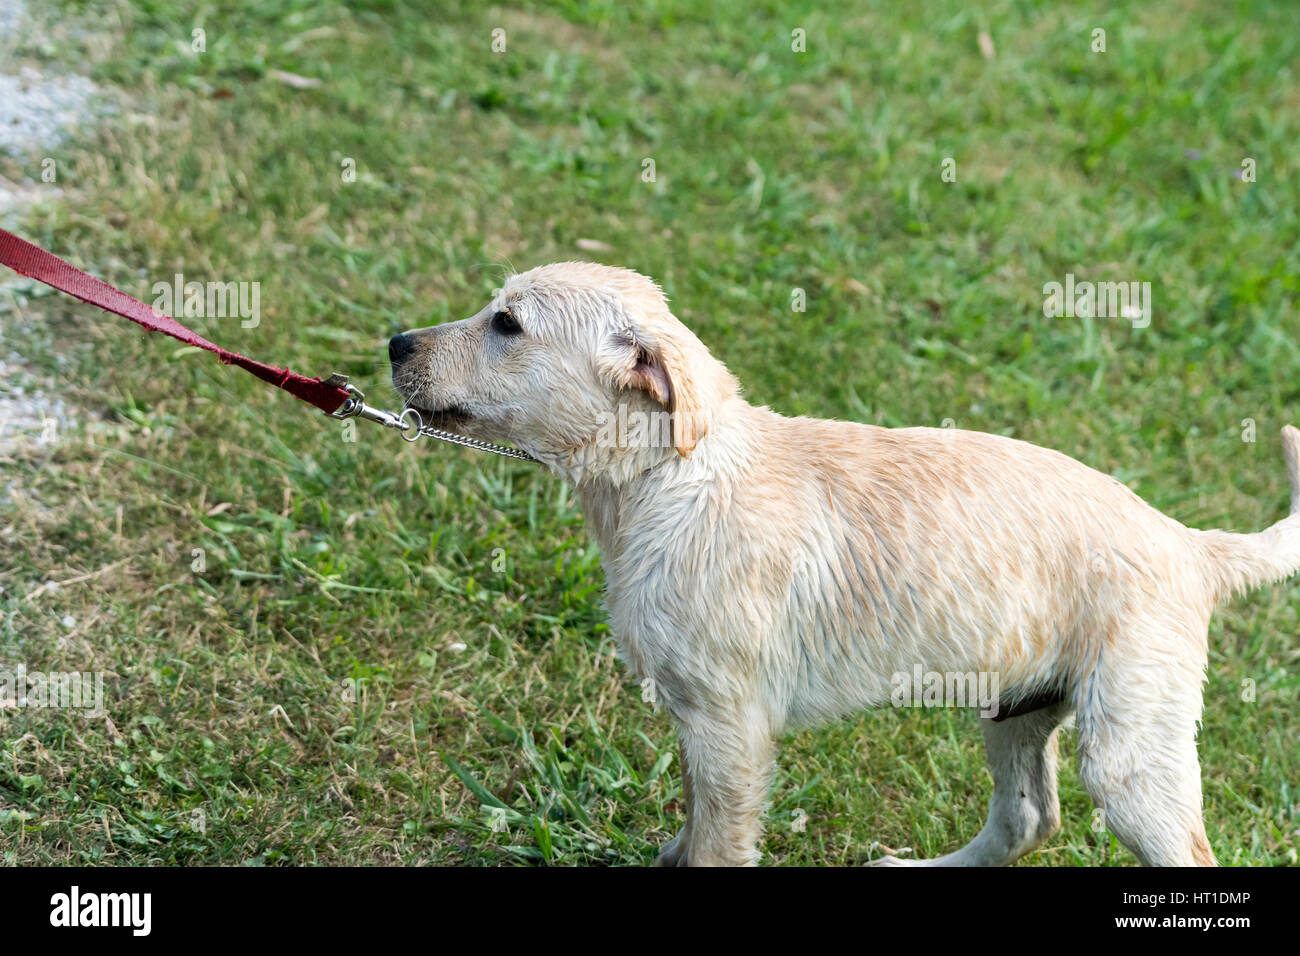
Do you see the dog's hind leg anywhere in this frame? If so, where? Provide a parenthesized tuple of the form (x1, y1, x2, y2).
(874, 701, 1070, 866)
(1074, 653, 1216, 866)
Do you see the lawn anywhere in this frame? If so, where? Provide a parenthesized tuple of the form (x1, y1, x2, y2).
(0, 0, 1297, 865)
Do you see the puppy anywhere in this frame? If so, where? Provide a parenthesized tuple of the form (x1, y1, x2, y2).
(390, 262, 1300, 866)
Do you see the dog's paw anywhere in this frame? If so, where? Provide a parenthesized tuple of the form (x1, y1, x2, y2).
(654, 828, 690, 867)
(863, 842, 917, 866)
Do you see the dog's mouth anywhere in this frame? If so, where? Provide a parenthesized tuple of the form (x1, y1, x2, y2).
(405, 403, 472, 430)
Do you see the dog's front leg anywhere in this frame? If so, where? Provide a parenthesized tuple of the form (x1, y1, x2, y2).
(654, 742, 693, 866)
(672, 714, 775, 866)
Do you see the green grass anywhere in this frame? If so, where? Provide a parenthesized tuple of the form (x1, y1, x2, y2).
(1, 0, 1297, 865)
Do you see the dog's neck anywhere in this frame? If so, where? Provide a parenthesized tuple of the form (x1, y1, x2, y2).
(566, 395, 760, 557)
(537, 404, 682, 488)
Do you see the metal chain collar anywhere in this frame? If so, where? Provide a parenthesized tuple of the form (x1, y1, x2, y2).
(326, 376, 538, 462)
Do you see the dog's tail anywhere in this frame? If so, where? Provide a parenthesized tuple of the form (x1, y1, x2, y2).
(1196, 425, 1300, 602)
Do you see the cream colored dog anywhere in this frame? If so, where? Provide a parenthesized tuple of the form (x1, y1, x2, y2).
(389, 262, 1300, 867)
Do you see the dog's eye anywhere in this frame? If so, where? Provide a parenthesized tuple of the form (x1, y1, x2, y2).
(491, 309, 522, 336)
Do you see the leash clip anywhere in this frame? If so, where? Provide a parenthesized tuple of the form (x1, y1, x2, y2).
(326, 376, 416, 436)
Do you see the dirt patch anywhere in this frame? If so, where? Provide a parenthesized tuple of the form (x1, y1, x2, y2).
(0, 1, 112, 223)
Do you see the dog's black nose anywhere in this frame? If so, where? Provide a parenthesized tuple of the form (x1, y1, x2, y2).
(389, 332, 416, 363)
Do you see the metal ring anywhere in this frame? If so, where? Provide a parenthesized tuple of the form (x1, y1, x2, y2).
(397, 408, 424, 442)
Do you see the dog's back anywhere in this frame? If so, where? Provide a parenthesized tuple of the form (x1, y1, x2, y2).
(686, 411, 1217, 725)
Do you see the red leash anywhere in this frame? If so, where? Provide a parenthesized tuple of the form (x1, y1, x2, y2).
(0, 228, 349, 414)
(0, 228, 539, 461)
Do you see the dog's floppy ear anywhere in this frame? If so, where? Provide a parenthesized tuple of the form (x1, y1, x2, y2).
(625, 340, 672, 407)
(604, 327, 707, 458)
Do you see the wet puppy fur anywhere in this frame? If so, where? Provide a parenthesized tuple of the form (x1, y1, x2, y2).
(391, 262, 1300, 866)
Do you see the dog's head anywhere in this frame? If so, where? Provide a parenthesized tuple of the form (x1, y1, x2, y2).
(389, 263, 735, 476)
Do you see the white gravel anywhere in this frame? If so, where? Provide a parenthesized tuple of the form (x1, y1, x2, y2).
(0, 0, 110, 453)
(0, 0, 26, 37)
(0, 0, 108, 220)
(0, 66, 104, 156)
(0, 352, 71, 453)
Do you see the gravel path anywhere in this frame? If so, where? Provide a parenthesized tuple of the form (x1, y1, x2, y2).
(0, 0, 108, 214)
(0, 0, 110, 454)
(0, 65, 103, 156)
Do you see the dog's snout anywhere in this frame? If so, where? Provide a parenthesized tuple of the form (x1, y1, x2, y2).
(389, 332, 417, 364)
